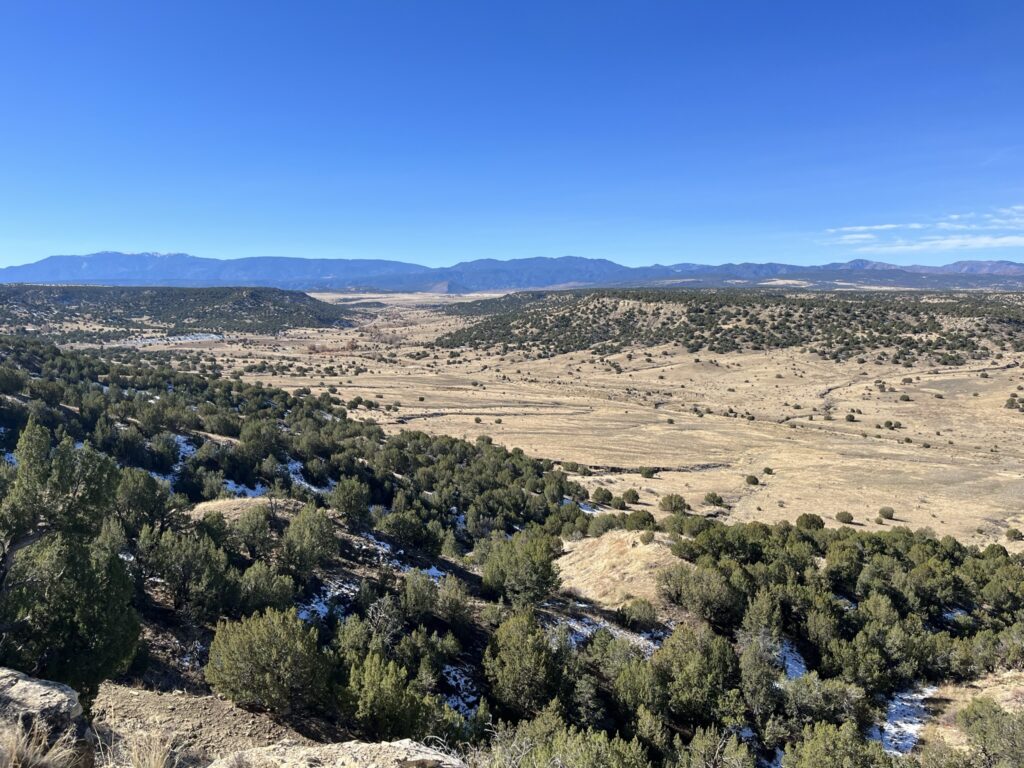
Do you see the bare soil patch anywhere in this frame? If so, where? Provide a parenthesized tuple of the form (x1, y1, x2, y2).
(92, 683, 312, 766)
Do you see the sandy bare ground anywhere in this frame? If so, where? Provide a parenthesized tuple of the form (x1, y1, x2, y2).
(92, 683, 312, 765)
(142, 293, 1024, 550)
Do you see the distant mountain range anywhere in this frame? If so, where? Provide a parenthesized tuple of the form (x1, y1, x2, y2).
(3, 252, 1024, 292)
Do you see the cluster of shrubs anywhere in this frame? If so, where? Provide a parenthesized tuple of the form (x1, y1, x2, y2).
(438, 289, 1024, 362)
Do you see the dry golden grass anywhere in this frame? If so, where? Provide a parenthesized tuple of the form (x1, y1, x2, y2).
(147, 293, 1024, 551)
(919, 669, 1024, 751)
(557, 530, 679, 611)
(187, 498, 301, 524)
(0, 725, 77, 768)
(97, 732, 175, 768)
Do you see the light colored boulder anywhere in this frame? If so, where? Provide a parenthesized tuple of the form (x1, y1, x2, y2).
(0, 667, 90, 742)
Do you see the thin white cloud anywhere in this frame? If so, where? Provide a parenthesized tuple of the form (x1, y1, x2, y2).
(826, 204, 1024, 255)
(833, 233, 877, 243)
(984, 209, 1024, 229)
(827, 224, 902, 233)
(856, 235, 1024, 254)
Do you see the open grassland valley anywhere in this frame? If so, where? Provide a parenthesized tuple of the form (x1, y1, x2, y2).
(1, 285, 1024, 768)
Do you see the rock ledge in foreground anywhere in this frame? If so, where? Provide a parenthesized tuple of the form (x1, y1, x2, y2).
(207, 739, 466, 768)
(0, 667, 91, 742)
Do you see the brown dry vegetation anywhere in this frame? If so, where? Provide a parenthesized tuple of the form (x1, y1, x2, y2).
(918, 669, 1024, 752)
(187, 497, 302, 524)
(133, 292, 1024, 551)
(557, 530, 679, 611)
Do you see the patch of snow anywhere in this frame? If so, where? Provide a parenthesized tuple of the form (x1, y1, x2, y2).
(296, 574, 359, 622)
(443, 664, 480, 718)
(779, 639, 808, 679)
(364, 533, 392, 553)
(451, 507, 467, 530)
(141, 434, 198, 492)
(737, 726, 782, 768)
(421, 565, 446, 581)
(943, 607, 968, 622)
(224, 479, 267, 497)
(2, 451, 16, 466)
(543, 612, 662, 657)
(355, 533, 404, 569)
(179, 640, 208, 672)
(287, 458, 335, 494)
(562, 496, 600, 515)
(868, 686, 937, 754)
(174, 434, 198, 460)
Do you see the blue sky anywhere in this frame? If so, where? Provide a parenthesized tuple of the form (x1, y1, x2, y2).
(1, 1, 1022, 268)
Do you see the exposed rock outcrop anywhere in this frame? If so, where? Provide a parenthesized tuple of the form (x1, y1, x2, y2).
(0, 667, 91, 742)
(207, 739, 466, 768)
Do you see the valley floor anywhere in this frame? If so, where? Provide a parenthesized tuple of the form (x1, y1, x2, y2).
(135, 292, 1024, 551)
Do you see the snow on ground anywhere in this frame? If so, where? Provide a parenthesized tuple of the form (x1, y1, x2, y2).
(354, 533, 404, 569)
(224, 479, 268, 497)
(736, 726, 783, 768)
(542, 609, 664, 656)
(562, 496, 600, 515)
(297, 574, 360, 622)
(452, 508, 467, 530)
(287, 458, 335, 494)
(420, 565, 446, 581)
(398, 564, 446, 581)
(867, 685, 938, 754)
(179, 640, 209, 672)
(1, 429, 14, 465)
(174, 434, 198, 460)
(443, 663, 480, 718)
(143, 434, 200, 491)
(779, 639, 808, 679)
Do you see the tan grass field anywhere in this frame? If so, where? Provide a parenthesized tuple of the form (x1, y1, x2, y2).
(557, 529, 680, 611)
(918, 669, 1024, 751)
(189, 497, 302, 523)
(145, 292, 1024, 551)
